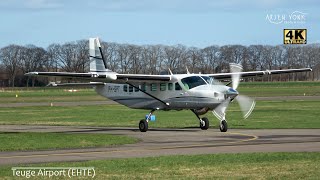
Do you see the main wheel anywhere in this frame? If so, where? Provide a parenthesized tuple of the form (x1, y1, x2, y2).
(219, 120, 228, 132)
(139, 119, 148, 132)
(200, 117, 209, 130)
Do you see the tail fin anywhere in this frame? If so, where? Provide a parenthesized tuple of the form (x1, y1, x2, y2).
(89, 38, 110, 72)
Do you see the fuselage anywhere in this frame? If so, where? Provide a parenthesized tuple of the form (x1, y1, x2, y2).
(95, 74, 237, 111)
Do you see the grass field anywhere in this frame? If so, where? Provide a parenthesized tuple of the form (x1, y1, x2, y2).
(0, 100, 319, 129)
(0, 152, 319, 179)
(0, 88, 105, 103)
(239, 81, 320, 97)
(0, 81, 319, 103)
(0, 82, 319, 179)
(0, 132, 137, 151)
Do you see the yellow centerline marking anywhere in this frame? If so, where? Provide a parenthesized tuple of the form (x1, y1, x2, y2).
(0, 132, 258, 160)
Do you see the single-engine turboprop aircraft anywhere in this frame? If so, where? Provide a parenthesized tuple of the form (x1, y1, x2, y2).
(26, 38, 312, 132)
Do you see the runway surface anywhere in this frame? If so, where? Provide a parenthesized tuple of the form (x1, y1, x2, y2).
(0, 125, 319, 165)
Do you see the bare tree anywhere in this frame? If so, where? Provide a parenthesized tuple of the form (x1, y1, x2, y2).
(187, 47, 203, 73)
(46, 44, 60, 72)
(54, 41, 88, 72)
(75, 40, 89, 72)
(127, 45, 142, 74)
(20, 45, 47, 87)
(117, 44, 130, 73)
(1, 40, 320, 87)
(101, 42, 119, 72)
(0, 45, 23, 87)
(202, 45, 219, 73)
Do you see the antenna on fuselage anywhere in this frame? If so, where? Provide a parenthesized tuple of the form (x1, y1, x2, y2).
(186, 67, 190, 74)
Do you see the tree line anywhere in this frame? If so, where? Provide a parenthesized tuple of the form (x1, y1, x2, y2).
(0, 39, 319, 87)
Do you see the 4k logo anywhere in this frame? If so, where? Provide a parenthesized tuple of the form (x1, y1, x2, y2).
(284, 29, 307, 44)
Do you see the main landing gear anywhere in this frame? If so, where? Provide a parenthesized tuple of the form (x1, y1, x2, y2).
(139, 109, 155, 132)
(191, 109, 209, 130)
(139, 119, 148, 132)
(219, 120, 228, 132)
(139, 109, 228, 132)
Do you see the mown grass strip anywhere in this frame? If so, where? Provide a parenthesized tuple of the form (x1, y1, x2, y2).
(0, 100, 319, 129)
(0, 132, 138, 151)
(0, 152, 319, 179)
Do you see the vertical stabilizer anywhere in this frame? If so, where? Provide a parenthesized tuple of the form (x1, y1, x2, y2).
(89, 38, 109, 72)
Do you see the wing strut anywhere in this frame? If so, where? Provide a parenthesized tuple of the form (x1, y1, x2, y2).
(126, 82, 169, 107)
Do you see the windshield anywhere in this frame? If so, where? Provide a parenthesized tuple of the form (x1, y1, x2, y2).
(181, 76, 207, 90)
(201, 76, 213, 84)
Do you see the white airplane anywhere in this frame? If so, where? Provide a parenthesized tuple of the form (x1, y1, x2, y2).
(26, 38, 312, 132)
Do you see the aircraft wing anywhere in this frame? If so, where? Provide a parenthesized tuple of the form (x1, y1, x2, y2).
(116, 74, 171, 81)
(208, 68, 312, 80)
(26, 68, 311, 82)
(25, 72, 171, 82)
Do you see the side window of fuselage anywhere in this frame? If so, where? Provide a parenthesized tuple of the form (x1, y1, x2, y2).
(168, 83, 173, 90)
(123, 85, 128, 92)
(123, 85, 136, 93)
(129, 85, 133, 92)
(150, 83, 157, 91)
(160, 83, 166, 91)
(141, 83, 146, 91)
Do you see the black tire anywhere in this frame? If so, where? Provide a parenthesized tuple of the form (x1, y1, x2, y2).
(200, 117, 209, 130)
(219, 120, 228, 132)
(139, 119, 148, 132)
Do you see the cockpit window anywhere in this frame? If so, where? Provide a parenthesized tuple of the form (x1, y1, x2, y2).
(175, 82, 182, 90)
(181, 76, 207, 90)
(201, 76, 215, 84)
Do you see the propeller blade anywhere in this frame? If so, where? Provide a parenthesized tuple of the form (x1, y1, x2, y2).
(236, 95, 256, 119)
(212, 98, 231, 121)
(230, 63, 243, 90)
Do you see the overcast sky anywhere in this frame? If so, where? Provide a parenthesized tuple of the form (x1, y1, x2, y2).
(0, 0, 319, 48)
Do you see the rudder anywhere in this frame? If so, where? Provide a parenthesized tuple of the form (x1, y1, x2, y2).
(89, 38, 109, 72)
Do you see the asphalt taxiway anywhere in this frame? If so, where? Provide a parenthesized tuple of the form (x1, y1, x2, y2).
(0, 125, 319, 165)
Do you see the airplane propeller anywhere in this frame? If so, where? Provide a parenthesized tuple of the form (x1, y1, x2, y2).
(213, 63, 256, 120)
(230, 63, 256, 119)
(230, 63, 242, 90)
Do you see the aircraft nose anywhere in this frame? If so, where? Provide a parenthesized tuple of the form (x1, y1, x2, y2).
(226, 88, 239, 99)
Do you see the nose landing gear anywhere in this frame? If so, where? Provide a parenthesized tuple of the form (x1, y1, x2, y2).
(191, 109, 209, 130)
